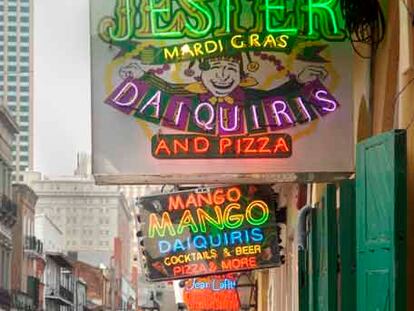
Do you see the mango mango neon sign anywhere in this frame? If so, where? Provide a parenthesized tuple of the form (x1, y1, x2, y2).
(104, 0, 346, 42)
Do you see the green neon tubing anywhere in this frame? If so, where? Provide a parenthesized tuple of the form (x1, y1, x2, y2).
(224, 0, 231, 33)
(149, 0, 182, 38)
(264, 0, 298, 34)
(185, 0, 213, 37)
(109, 0, 134, 42)
(308, 0, 339, 35)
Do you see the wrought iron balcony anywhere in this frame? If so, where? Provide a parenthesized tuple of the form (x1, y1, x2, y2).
(0, 194, 17, 227)
(25, 235, 44, 256)
(45, 285, 74, 306)
(59, 285, 74, 303)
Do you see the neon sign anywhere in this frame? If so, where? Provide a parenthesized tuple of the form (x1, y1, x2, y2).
(91, 0, 354, 182)
(183, 273, 240, 311)
(139, 185, 281, 281)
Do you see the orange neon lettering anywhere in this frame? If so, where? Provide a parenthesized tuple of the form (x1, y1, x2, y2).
(197, 193, 213, 206)
(236, 138, 241, 155)
(273, 138, 290, 153)
(257, 136, 272, 154)
(168, 195, 185, 211)
(213, 188, 225, 205)
(226, 187, 241, 202)
(219, 137, 232, 154)
(243, 137, 257, 154)
(185, 193, 198, 208)
(155, 139, 171, 156)
(194, 136, 210, 153)
(173, 138, 189, 154)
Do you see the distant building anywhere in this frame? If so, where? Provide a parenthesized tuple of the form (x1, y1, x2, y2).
(73, 261, 112, 310)
(0, 0, 34, 181)
(44, 253, 75, 311)
(24, 155, 135, 280)
(0, 103, 19, 310)
(74, 278, 87, 311)
(35, 213, 64, 253)
(11, 183, 45, 311)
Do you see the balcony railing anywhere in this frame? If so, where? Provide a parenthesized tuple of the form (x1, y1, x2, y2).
(25, 236, 44, 255)
(45, 285, 74, 306)
(59, 285, 74, 303)
(0, 194, 17, 227)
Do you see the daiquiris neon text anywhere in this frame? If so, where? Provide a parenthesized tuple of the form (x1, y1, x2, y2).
(106, 77, 339, 136)
(102, 0, 346, 42)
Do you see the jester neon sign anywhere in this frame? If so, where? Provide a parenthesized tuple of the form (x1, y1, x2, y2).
(102, 0, 346, 42)
(100, 0, 347, 161)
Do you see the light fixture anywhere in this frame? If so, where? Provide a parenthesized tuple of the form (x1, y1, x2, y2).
(236, 273, 257, 311)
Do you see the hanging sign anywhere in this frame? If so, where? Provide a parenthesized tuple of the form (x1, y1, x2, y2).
(182, 273, 240, 311)
(91, 0, 354, 184)
(138, 185, 281, 281)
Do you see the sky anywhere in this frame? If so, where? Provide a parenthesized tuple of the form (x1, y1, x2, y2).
(34, 0, 91, 176)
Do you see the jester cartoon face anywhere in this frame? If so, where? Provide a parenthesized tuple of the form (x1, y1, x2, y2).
(200, 57, 242, 97)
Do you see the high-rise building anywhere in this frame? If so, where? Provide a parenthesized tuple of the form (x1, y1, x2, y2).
(0, 0, 33, 180)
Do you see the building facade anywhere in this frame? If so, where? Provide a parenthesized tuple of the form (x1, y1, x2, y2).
(11, 183, 44, 311)
(73, 261, 111, 310)
(44, 253, 74, 311)
(0, 0, 33, 180)
(0, 104, 18, 310)
(34, 214, 64, 253)
(27, 174, 132, 271)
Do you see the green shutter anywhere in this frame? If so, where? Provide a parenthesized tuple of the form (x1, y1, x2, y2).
(339, 180, 356, 311)
(356, 130, 407, 311)
(308, 185, 337, 311)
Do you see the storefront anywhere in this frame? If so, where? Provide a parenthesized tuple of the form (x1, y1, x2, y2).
(90, 0, 412, 310)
